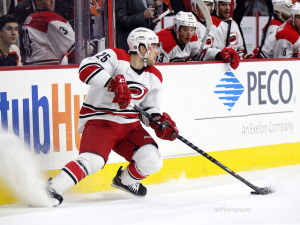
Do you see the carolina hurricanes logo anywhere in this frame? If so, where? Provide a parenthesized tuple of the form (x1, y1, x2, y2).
(127, 81, 149, 100)
(229, 32, 238, 46)
(205, 36, 214, 48)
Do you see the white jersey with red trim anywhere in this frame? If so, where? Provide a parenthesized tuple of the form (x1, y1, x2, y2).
(195, 21, 217, 49)
(193, 13, 216, 49)
(253, 19, 283, 58)
(211, 16, 245, 57)
(274, 20, 300, 58)
(78, 48, 163, 133)
(156, 27, 220, 62)
(22, 11, 75, 65)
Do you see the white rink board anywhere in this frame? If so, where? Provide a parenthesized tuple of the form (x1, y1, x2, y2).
(156, 61, 299, 157)
(0, 60, 299, 170)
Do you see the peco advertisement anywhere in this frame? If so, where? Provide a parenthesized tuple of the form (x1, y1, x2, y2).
(156, 60, 300, 157)
(0, 60, 299, 170)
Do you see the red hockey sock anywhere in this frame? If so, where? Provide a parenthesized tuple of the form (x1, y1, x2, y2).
(128, 162, 148, 180)
(62, 161, 88, 184)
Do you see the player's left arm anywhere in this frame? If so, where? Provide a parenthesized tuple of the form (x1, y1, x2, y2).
(139, 86, 162, 126)
(78, 49, 118, 87)
(274, 39, 293, 58)
(232, 21, 245, 57)
(156, 48, 170, 63)
(138, 75, 178, 141)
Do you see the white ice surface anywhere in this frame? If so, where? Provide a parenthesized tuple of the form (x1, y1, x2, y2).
(0, 164, 300, 225)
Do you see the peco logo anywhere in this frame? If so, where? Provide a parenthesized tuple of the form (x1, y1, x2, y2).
(247, 69, 293, 105)
(214, 69, 293, 111)
(214, 69, 244, 111)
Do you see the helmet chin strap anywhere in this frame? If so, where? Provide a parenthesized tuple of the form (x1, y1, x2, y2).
(174, 26, 180, 41)
(137, 47, 150, 67)
(143, 57, 147, 67)
(276, 12, 285, 22)
(175, 28, 184, 44)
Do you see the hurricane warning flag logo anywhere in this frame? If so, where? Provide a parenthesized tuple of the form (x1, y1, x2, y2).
(214, 69, 244, 111)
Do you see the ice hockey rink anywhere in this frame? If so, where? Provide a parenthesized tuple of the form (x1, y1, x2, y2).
(0, 164, 299, 225)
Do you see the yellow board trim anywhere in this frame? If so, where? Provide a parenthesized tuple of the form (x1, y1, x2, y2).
(1, 142, 300, 204)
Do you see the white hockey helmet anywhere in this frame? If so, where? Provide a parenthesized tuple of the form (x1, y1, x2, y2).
(127, 27, 159, 65)
(272, 0, 293, 16)
(127, 27, 159, 53)
(291, 2, 300, 18)
(191, 0, 214, 10)
(173, 11, 197, 29)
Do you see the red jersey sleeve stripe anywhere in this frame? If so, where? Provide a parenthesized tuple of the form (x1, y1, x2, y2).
(79, 64, 103, 84)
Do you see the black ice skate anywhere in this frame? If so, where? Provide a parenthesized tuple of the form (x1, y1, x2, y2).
(111, 166, 147, 196)
(47, 178, 63, 207)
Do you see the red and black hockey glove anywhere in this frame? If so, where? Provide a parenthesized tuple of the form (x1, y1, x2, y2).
(149, 112, 178, 141)
(107, 74, 131, 109)
(220, 47, 240, 70)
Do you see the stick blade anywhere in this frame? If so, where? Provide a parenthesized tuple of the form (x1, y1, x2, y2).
(251, 186, 275, 195)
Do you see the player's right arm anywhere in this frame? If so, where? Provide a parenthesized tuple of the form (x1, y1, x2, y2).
(79, 48, 132, 109)
(78, 48, 119, 87)
(156, 48, 170, 63)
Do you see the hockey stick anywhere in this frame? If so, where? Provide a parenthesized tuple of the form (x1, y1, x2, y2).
(195, 0, 213, 61)
(256, 0, 274, 58)
(225, 0, 235, 47)
(130, 102, 274, 195)
(152, 9, 173, 23)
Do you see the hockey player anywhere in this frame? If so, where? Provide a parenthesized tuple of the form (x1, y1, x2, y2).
(246, 0, 292, 59)
(22, 0, 75, 65)
(274, 2, 300, 58)
(0, 15, 22, 66)
(156, 11, 240, 70)
(47, 27, 179, 206)
(191, 0, 215, 48)
(212, 0, 246, 58)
